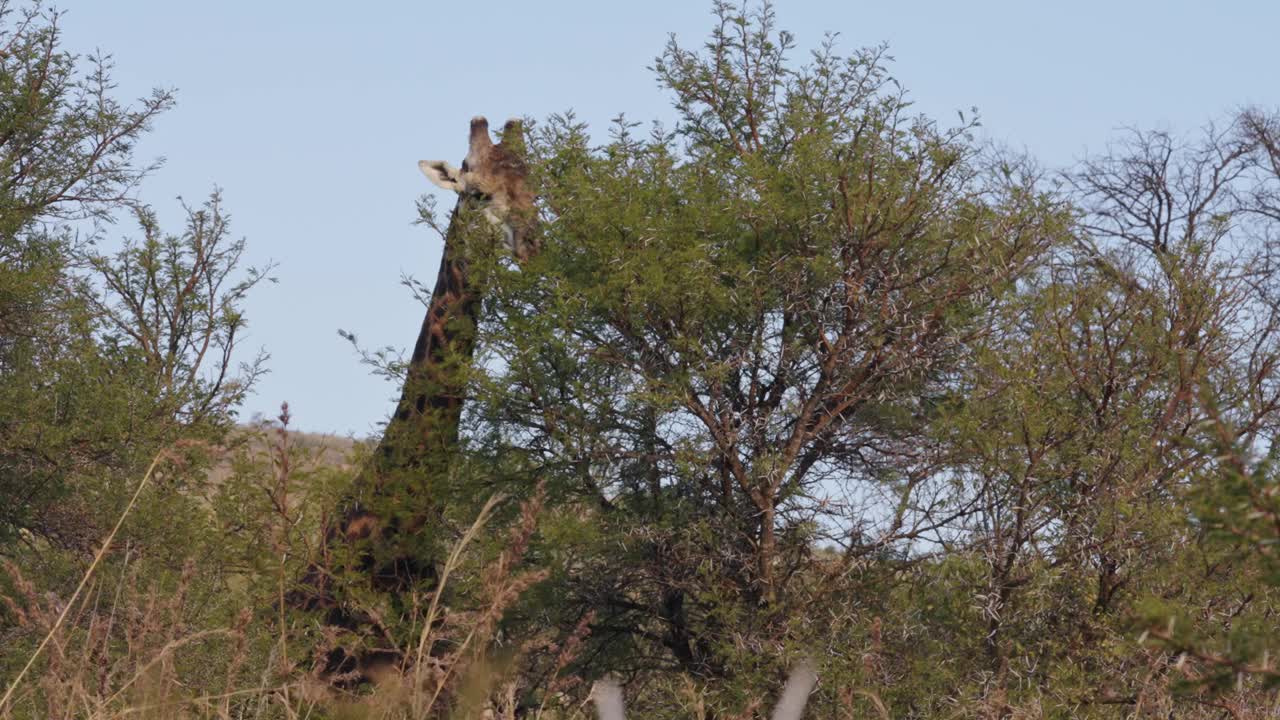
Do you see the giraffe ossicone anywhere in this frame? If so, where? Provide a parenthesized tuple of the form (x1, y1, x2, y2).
(419, 115, 537, 261)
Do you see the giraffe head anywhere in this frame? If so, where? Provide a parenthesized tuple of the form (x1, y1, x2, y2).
(419, 116, 538, 261)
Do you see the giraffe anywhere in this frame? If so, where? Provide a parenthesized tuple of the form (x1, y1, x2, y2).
(292, 115, 537, 683)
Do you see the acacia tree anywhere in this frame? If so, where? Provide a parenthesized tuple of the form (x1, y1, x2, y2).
(447, 7, 1280, 714)
(1096, 111, 1280, 701)
(898, 111, 1280, 714)
(0, 2, 268, 554)
(461, 2, 1070, 691)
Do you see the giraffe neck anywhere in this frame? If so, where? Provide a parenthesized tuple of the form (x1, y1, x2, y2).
(296, 196, 525, 685)
(382, 199, 481, 469)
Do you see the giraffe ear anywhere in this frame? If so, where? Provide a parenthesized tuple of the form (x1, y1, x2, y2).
(419, 160, 464, 191)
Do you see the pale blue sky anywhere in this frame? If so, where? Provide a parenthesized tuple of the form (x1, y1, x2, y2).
(56, 1, 1280, 436)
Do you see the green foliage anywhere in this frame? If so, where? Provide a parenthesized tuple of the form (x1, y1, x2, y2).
(0, 1, 271, 554)
(449, 3, 1280, 716)
(0, 3, 286, 716)
(9, 0, 1280, 718)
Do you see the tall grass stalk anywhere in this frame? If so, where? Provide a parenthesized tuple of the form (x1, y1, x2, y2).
(411, 493, 505, 717)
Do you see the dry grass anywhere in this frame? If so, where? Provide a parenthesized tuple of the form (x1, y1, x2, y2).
(0, 420, 823, 720)
(206, 424, 359, 488)
(0, 421, 569, 720)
